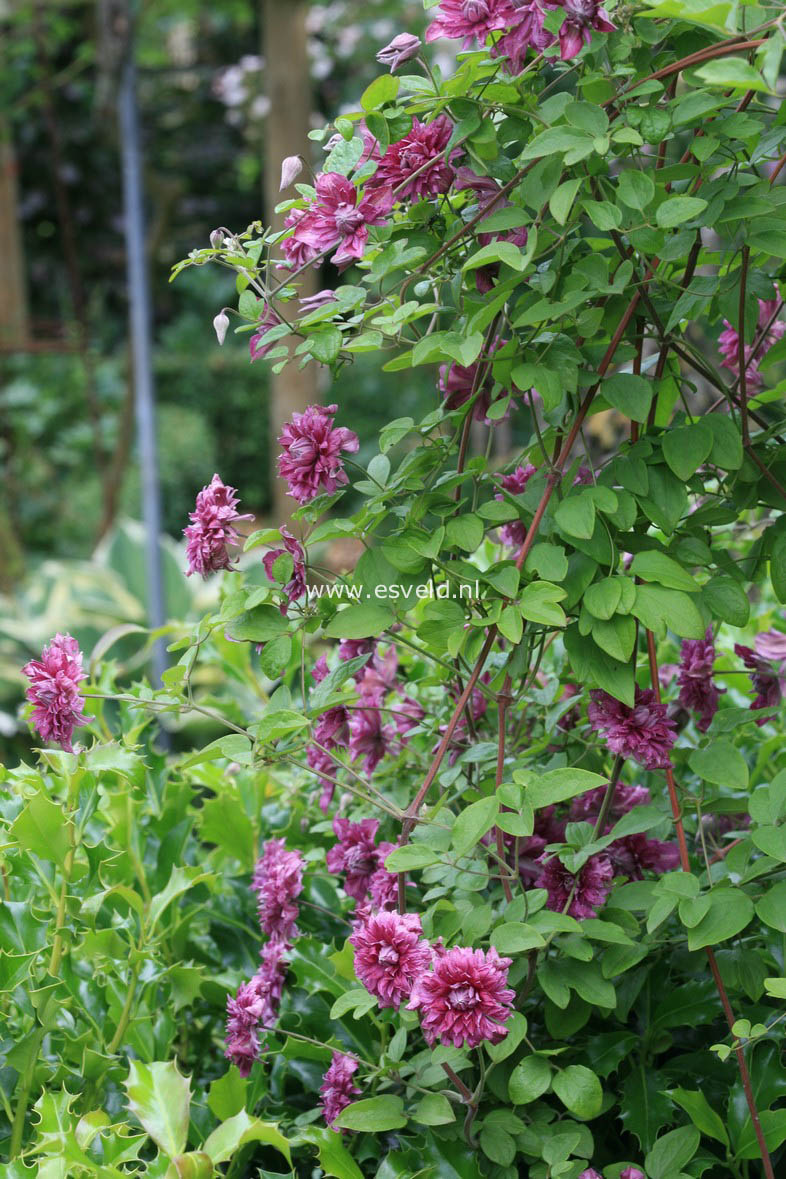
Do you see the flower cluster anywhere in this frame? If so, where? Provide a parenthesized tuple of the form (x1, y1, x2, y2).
(225, 838, 304, 1074)
(588, 687, 677, 770)
(718, 290, 785, 391)
(425, 0, 614, 66)
(677, 627, 722, 732)
(320, 1051, 361, 1131)
(253, 838, 304, 941)
(734, 632, 786, 723)
(184, 473, 251, 576)
(22, 633, 88, 752)
(277, 404, 359, 505)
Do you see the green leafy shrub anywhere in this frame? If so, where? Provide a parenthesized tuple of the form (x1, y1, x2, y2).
(4, 3, 786, 1178)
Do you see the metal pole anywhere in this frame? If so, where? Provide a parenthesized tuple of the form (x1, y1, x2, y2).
(118, 8, 167, 686)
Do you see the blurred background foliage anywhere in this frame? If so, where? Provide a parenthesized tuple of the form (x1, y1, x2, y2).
(0, 0, 440, 750)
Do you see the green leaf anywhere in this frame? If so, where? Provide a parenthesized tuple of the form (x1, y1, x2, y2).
(479, 1124, 516, 1166)
(508, 1056, 552, 1105)
(360, 74, 400, 111)
(486, 1012, 528, 1063)
(334, 1096, 406, 1132)
(451, 797, 499, 858)
(125, 1060, 191, 1158)
(464, 241, 527, 272)
(668, 1088, 728, 1147)
(736, 1108, 786, 1159)
(412, 1093, 455, 1126)
(525, 768, 606, 808)
(519, 126, 592, 161)
(630, 550, 698, 592)
(748, 228, 786, 259)
(645, 1126, 700, 1179)
(703, 576, 750, 626)
(632, 585, 705, 639)
(583, 200, 622, 231)
(207, 1071, 246, 1122)
(751, 825, 786, 862)
(584, 577, 623, 620)
(524, 543, 568, 582)
(518, 581, 567, 627)
(259, 634, 292, 678)
(689, 740, 748, 789)
(444, 515, 484, 552)
(255, 708, 310, 743)
(227, 604, 288, 643)
(324, 603, 395, 638)
(384, 844, 441, 871)
(549, 178, 582, 225)
(329, 989, 378, 1020)
(490, 923, 546, 954)
(306, 326, 343, 365)
(148, 866, 214, 933)
(686, 888, 754, 950)
(771, 533, 786, 604)
(705, 413, 743, 470)
(662, 422, 713, 481)
(655, 196, 708, 228)
(9, 792, 71, 868)
(552, 1065, 603, 1120)
(618, 169, 655, 210)
(555, 494, 596, 539)
(298, 1127, 364, 1179)
(694, 58, 772, 93)
(756, 882, 786, 932)
(203, 1110, 290, 1165)
(602, 373, 654, 421)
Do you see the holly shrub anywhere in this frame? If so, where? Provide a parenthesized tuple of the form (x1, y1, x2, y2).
(4, 2, 786, 1178)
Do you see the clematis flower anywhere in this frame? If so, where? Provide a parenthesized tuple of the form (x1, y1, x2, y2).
(588, 687, 677, 770)
(225, 940, 289, 1075)
(312, 655, 330, 683)
(351, 910, 432, 1008)
(369, 115, 456, 202)
(277, 404, 359, 504)
(491, 1, 556, 71)
(314, 705, 349, 749)
(569, 783, 651, 822)
(307, 743, 338, 813)
(327, 816, 382, 900)
(287, 172, 394, 268)
(734, 635, 786, 724)
(536, 852, 614, 919)
(300, 289, 339, 313)
(608, 834, 680, 880)
(408, 945, 515, 1047)
(263, 527, 307, 614)
(348, 704, 394, 773)
(368, 844, 400, 910)
(376, 32, 422, 70)
(426, 0, 517, 49)
(496, 463, 536, 547)
(677, 628, 723, 732)
(620, 1170, 646, 1179)
(321, 1051, 361, 1130)
(578, 1171, 603, 1179)
(338, 638, 376, 664)
(252, 839, 304, 941)
(556, 0, 615, 61)
(719, 292, 785, 392)
(184, 474, 252, 577)
(22, 633, 88, 752)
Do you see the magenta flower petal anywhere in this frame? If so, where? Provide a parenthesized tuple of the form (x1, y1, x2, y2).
(22, 633, 88, 752)
(408, 945, 515, 1047)
(350, 910, 432, 1008)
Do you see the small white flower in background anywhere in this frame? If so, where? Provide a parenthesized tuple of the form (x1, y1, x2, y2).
(280, 155, 304, 191)
(213, 310, 229, 346)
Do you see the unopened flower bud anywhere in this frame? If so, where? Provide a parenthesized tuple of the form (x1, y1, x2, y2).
(279, 155, 303, 191)
(209, 229, 224, 249)
(376, 32, 421, 72)
(213, 310, 229, 346)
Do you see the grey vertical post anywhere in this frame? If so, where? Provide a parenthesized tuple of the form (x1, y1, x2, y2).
(118, 5, 167, 685)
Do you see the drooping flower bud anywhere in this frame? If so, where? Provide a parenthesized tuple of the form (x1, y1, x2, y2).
(279, 154, 304, 191)
(213, 310, 229, 346)
(375, 32, 421, 72)
(209, 228, 225, 249)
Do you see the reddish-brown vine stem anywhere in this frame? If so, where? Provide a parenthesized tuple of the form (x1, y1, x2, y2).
(645, 631, 775, 1179)
(495, 680, 514, 904)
